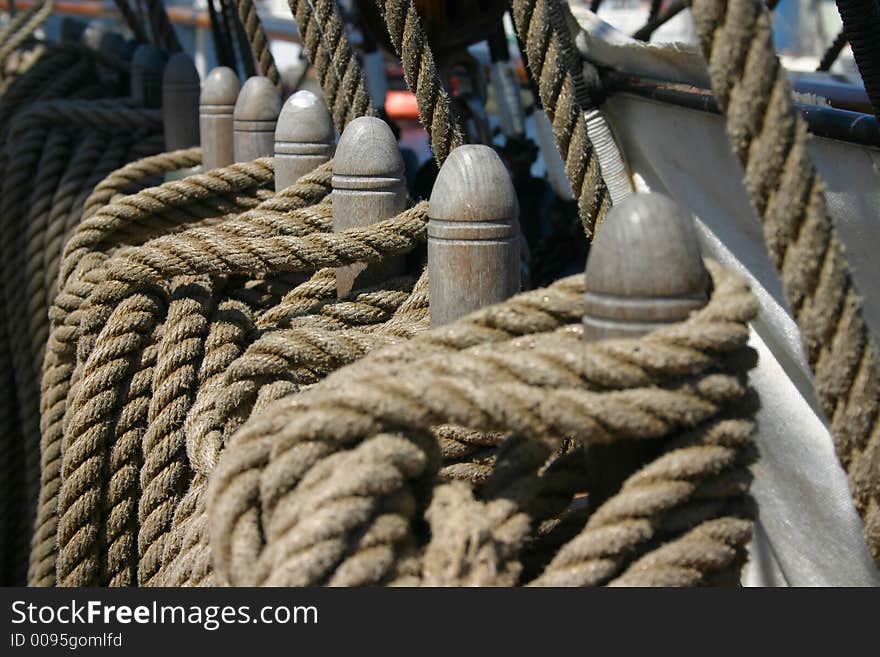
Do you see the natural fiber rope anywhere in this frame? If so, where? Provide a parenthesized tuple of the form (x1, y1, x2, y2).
(0, 79, 164, 584)
(0, 0, 54, 78)
(81, 148, 202, 221)
(691, 0, 880, 566)
(530, 412, 754, 585)
(32, 159, 281, 585)
(286, 0, 376, 131)
(207, 264, 756, 585)
(8, 0, 766, 589)
(237, 0, 281, 90)
(375, 0, 464, 165)
(510, 0, 610, 237)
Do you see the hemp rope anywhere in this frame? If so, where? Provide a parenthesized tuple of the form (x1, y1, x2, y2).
(12, 0, 768, 589)
(207, 264, 757, 586)
(691, 0, 880, 566)
(375, 0, 464, 165)
(0, 0, 55, 79)
(286, 0, 376, 131)
(36, 155, 372, 584)
(0, 92, 162, 585)
(510, 0, 610, 237)
(236, 0, 281, 90)
(32, 159, 280, 585)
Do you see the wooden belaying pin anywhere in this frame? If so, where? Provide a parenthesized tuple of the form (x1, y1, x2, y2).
(332, 116, 407, 298)
(233, 76, 282, 163)
(162, 52, 201, 152)
(580, 192, 710, 510)
(274, 90, 334, 192)
(130, 44, 167, 109)
(583, 192, 709, 342)
(200, 66, 240, 171)
(428, 144, 521, 326)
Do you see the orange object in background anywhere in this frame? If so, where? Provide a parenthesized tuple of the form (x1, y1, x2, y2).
(385, 90, 420, 120)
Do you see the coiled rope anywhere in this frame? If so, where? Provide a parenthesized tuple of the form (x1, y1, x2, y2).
(4, 0, 838, 589)
(0, 36, 168, 583)
(207, 263, 758, 586)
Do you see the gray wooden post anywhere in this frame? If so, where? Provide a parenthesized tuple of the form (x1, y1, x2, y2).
(428, 145, 521, 326)
(581, 192, 710, 510)
(130, 44, 167, 109)
(162, 52, 201, 152)
(274, 90, 334, 192)
(233, 76, 282, 163)
(200, 66, 240, 171)
(583, 192, 709, 341)
(332, 116, 407, 298)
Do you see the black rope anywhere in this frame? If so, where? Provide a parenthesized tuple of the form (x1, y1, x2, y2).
(632, 0, 689, 42)
(817, 27, 848, 72)
(835, 0, 880, 119)
(220, 0, 256, 79)
(207, 0, 236, 70)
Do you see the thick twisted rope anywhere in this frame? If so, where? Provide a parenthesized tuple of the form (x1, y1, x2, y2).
(0, 0, 55, 77)
(608, 516, 752, 586)
(158, 295, 257, 586)
(63, 156, 277, 288)
(56, 289, 167, 586)
(208, 264, 756, 585)
(138, 278, 213, 585)
(530, 412, 754, 585)
(33, 157, 341, 586)
(0, 90, 165, 581)
(237, 0, 281, 90)
(32, 160, 282, 586)
(81, 148, 203, 221)
(375, 0, 464, 165)
(421, 481, 531, 586)
(510, 0, 609, 237)
(691, 0, 880, 566)
(286, 0, 376, 131)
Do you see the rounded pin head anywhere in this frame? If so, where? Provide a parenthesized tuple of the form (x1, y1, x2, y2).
(429, 145, 519, 226)
(333, 116, 404, 179)
(583, 192, 709, 339)
(276, 90, 335, 146)
(233, 76, 282, 122)
(163, 52, 200, 88)
(201, 66, 241, 107)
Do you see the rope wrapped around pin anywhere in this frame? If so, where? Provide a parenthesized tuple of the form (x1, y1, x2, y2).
(206, 188, 759, 587)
